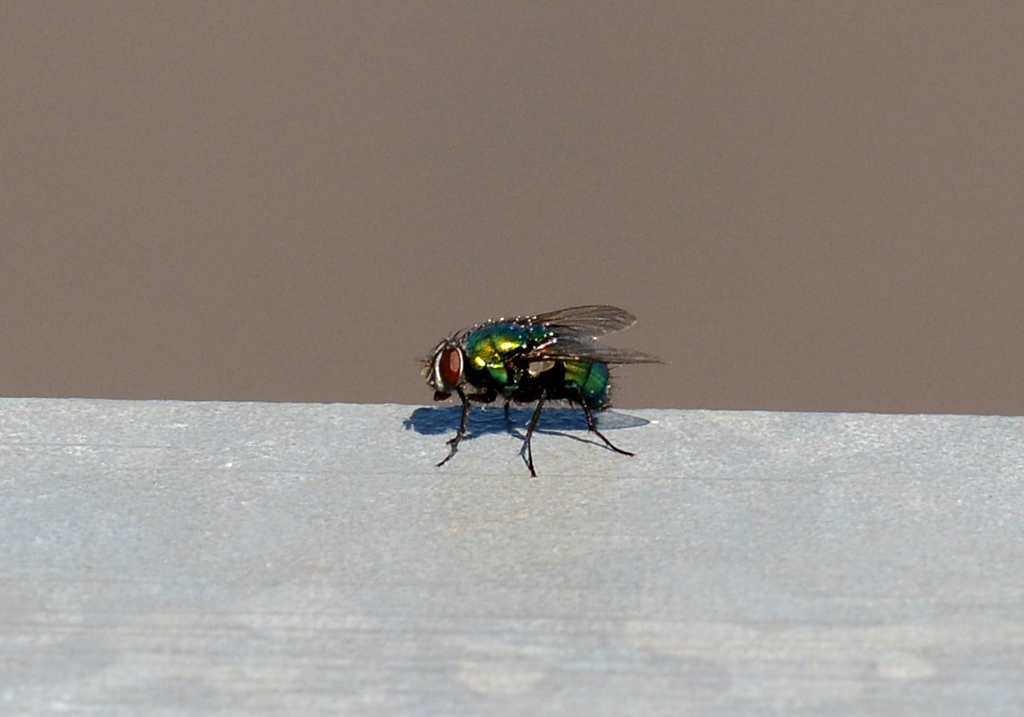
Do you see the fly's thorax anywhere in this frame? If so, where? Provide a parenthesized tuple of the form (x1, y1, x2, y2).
(563, 360, 611, 408)
(462, 322, 552, 390)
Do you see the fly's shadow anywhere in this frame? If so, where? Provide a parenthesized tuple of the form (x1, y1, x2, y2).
(404, 405, 650, 447)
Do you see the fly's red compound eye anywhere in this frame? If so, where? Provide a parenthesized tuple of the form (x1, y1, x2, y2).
(438, 346, 462, 388)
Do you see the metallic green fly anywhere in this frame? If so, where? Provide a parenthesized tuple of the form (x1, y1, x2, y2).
(423, 305, 660, 476)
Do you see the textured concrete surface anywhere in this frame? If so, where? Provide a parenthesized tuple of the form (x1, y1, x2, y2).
(2, 398, 1023, 715)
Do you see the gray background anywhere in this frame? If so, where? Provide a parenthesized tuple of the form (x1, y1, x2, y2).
(2, 3, 1022, 413)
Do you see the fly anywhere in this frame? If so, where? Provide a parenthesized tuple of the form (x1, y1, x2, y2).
(423, 305, 661, 476)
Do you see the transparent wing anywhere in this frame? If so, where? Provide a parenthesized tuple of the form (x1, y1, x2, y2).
(526, 335, 662, 365)
(529, 305, 638, 338)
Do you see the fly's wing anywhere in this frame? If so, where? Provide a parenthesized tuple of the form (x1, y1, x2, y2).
(529, 305, 637, 339)
(527, 335, 662, 365)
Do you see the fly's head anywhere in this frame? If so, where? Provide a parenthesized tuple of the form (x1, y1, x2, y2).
(423, 338, 465, 401)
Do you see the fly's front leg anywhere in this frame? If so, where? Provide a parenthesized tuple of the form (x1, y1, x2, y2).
(437, 387, 494, 468)
(437, 388, 472, 467)
(584, 403, 634, 457)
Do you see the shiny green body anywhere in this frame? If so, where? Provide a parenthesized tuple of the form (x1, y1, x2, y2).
(462, 322, 611, 408)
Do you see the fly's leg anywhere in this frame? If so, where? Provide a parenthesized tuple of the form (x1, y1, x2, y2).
(437, 387, 495, 468)
(583, 403, 634, 457)
(438, 388, 472, 467)
(522, 393, 546, 477)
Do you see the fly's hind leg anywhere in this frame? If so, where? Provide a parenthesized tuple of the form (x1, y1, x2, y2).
(583, 403, 634, 457)
(521, 393, 546, 477)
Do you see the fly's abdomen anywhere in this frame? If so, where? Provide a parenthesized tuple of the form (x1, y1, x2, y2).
(563, 360, 610, 408)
